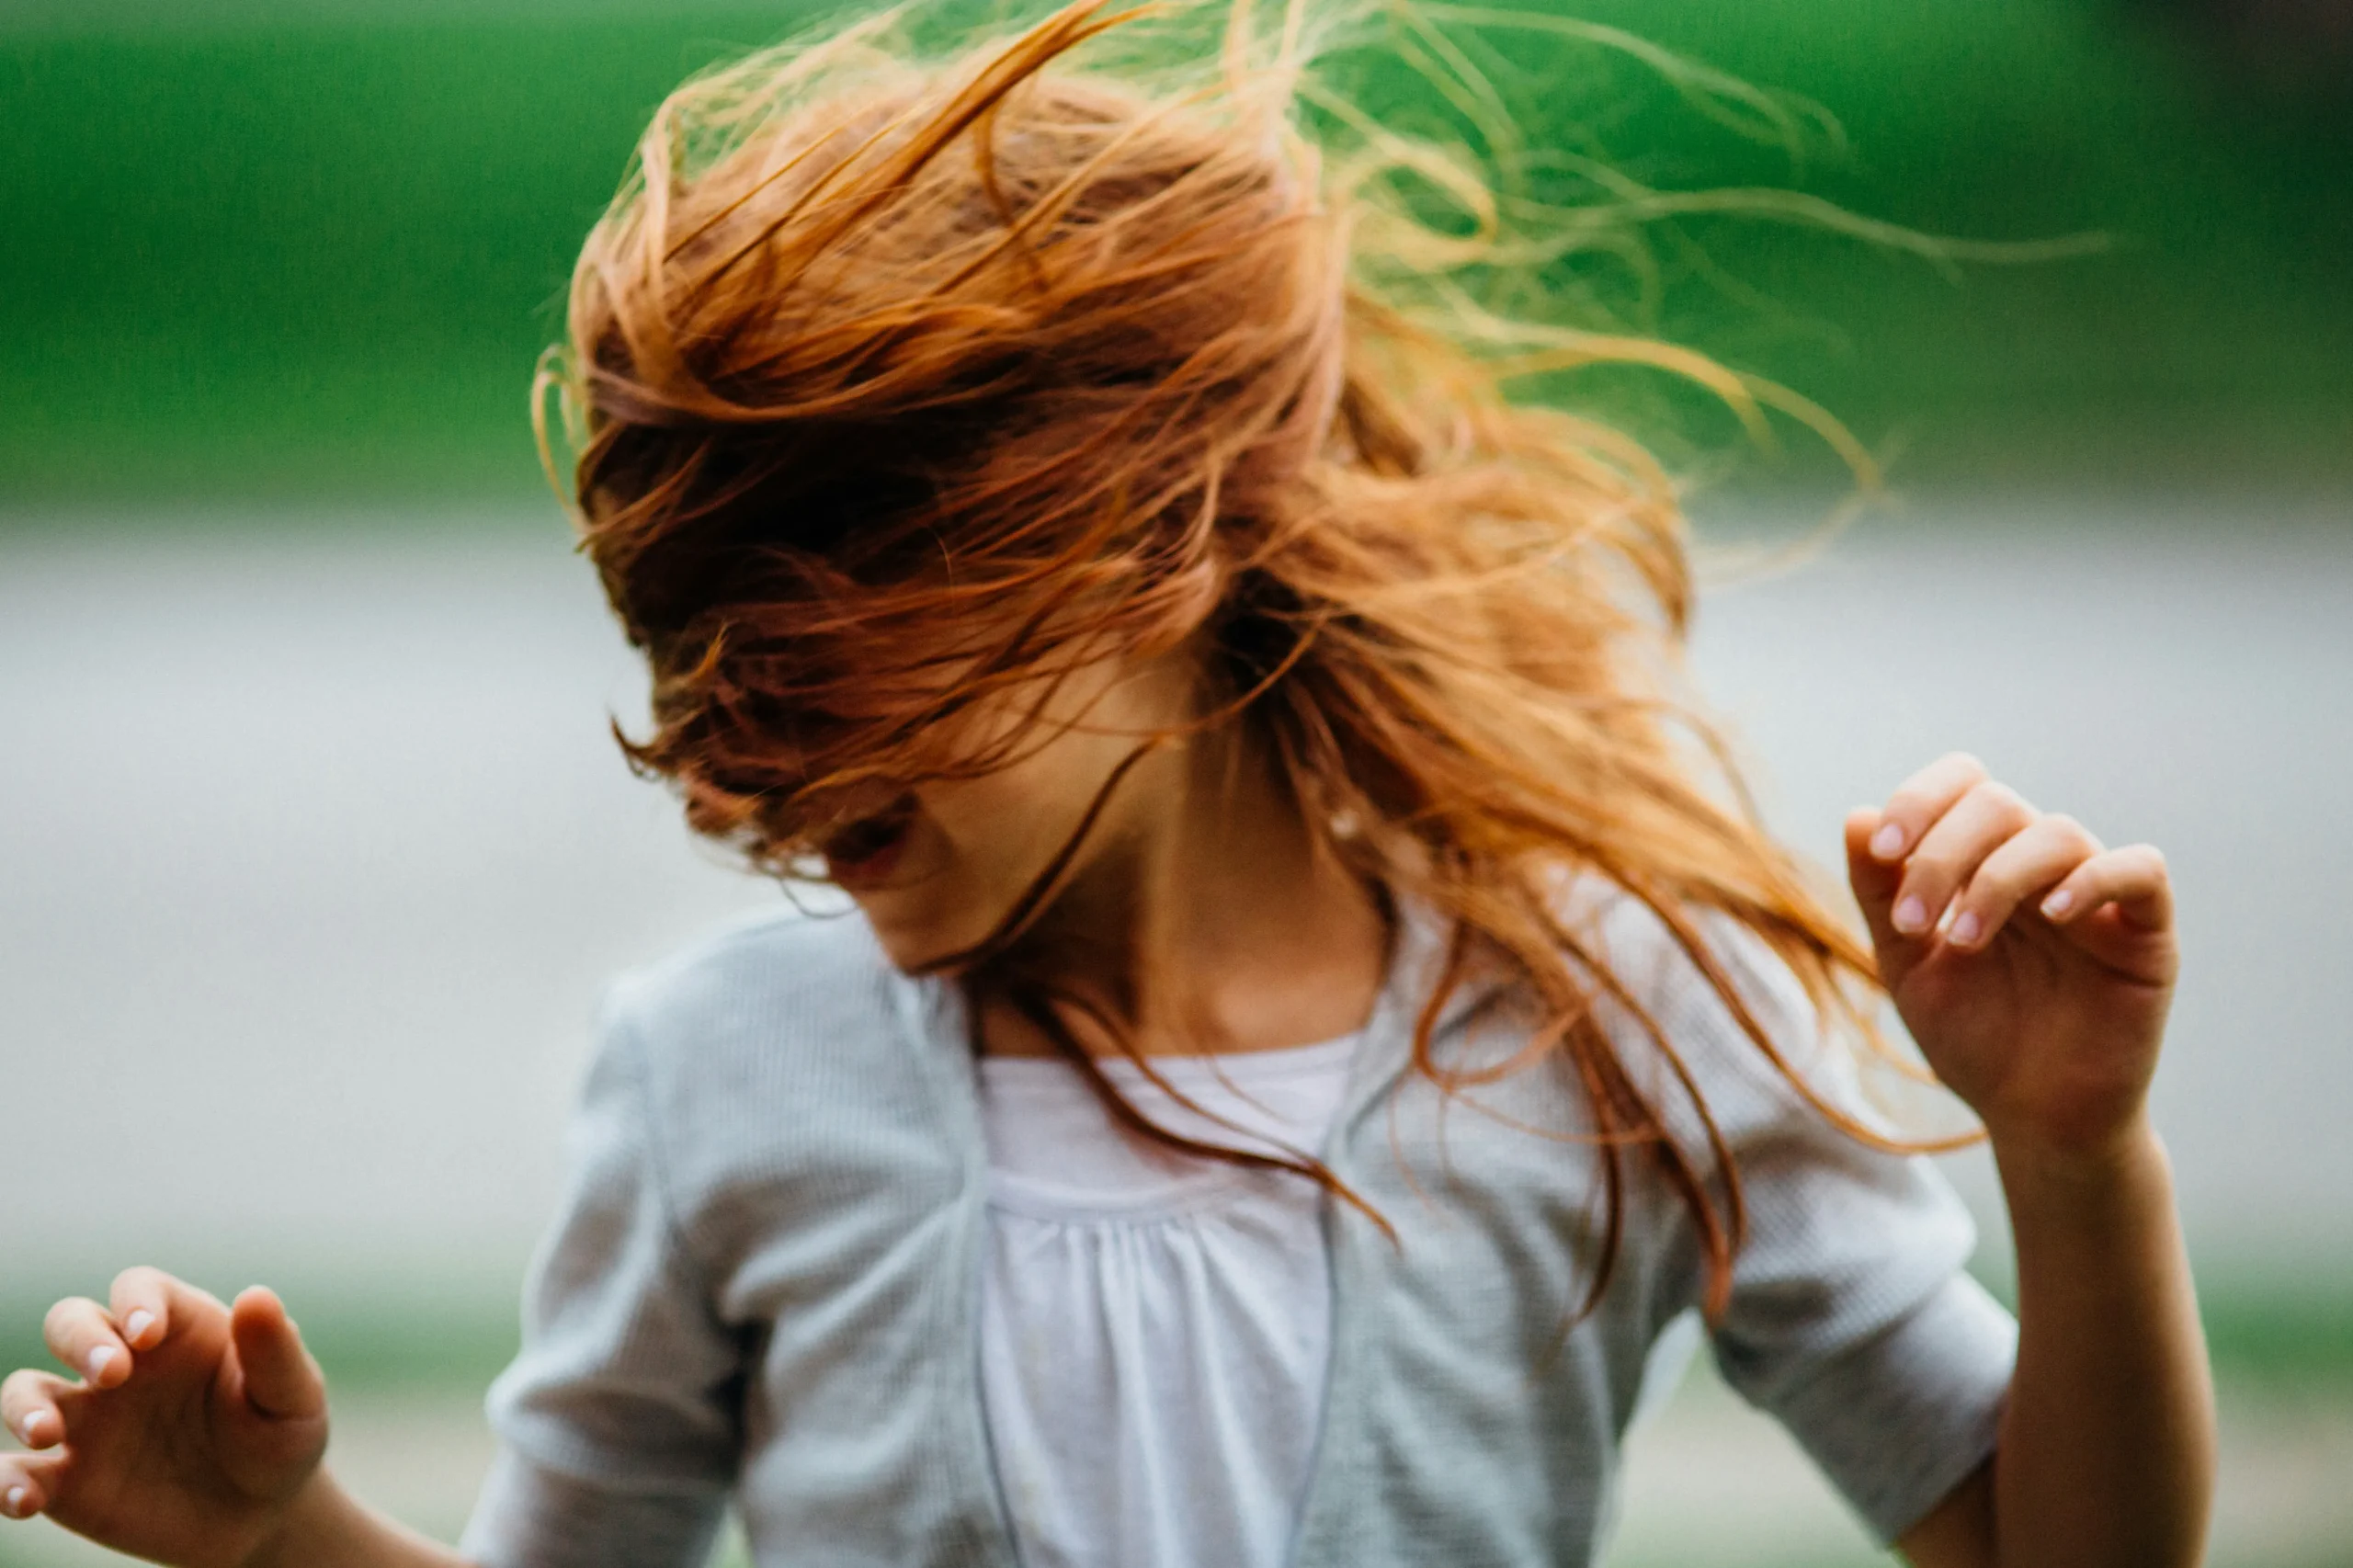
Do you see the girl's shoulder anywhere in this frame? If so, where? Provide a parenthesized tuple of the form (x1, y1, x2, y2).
(604, 896, 902, 1044)
(1549, 875, 1885, 1145)
(585, 898, 952, 1161)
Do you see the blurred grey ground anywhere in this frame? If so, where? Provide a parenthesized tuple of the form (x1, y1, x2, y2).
(3, 492, 2350, 1564)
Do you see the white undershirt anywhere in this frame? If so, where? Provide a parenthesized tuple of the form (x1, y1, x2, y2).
(975, 1034, 1361, 1568)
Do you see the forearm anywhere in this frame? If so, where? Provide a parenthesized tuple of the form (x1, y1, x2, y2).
(244, 1470, 476, 1568)
(1990, 1114, 2215, 1568)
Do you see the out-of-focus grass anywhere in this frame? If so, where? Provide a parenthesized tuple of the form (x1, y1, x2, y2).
(2203, 1287, 2353, 1387)
(3, 0, 2348, 504)
(0, 1283, 520, 1396)
(4, 1271, 2345, 1396)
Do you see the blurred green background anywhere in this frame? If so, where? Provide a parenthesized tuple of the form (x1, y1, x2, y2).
(3, 0, 2348, 502)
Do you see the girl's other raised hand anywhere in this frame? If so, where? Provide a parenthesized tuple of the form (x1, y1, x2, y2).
(1, 1267, 330, 1568)
(1845, 752, 2179, 1167)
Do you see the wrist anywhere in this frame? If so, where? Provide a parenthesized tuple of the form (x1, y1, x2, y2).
(1991, 1110, 2173, 1230)
(238, 1469, 352, 1568)
(236, 1464, 471, 1568)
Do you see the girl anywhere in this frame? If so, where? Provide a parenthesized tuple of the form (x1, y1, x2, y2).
(0, 2, 2214, 1564)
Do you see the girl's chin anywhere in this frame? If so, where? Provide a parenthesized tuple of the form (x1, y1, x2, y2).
(847, 886, 987, 976)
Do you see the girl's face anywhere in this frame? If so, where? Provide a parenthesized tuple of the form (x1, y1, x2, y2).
(818, 653, 1196, 973)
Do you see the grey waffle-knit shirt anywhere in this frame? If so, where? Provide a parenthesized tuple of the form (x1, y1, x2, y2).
(460, 885, 2017, 1566)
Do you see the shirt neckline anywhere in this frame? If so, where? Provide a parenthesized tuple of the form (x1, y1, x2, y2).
(976, 1030, 1366, 1221)
(974, 1028, 1366, 1085)
(885, 890, 1469, 1568)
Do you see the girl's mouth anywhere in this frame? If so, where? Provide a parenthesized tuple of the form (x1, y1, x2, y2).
(820, 794, 918, 887)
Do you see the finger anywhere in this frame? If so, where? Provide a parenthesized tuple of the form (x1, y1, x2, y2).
(1, 1369, 79, 1450)
(229, 1289, 324, 1422)
(108, 1267, 219, 1355)
(1946, 813, 2104, 951)
(1864, 752, 1991, 865)
(1890, 780, 2038, 939)
(2041, 843, 2174, 933)
(41, 1299, 131, 1391)
(0, 1450, 68, 1518)
(1845, 806, 1904, 940)
(1847, 806, 1934, 993)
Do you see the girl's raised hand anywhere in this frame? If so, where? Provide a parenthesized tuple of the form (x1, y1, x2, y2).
(1845, 753, 2178, 1165)
(1, 1267, 331, 1568)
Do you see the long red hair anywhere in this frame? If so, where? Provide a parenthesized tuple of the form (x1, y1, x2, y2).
(534, 0, 1956, 1320)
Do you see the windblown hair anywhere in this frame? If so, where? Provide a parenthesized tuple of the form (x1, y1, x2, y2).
(536, 0, 1952, 1320)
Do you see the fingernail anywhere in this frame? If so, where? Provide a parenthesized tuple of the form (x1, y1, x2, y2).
(5, 1485, 25, 1517)
(18, 1412, 46, 1445)
(1950, 911, 1983, 947)
(124, 1310, 153, 1344)
(86, 1345, 116, 1380)
(1870, 822, 1906, 860)
(1893, 896, 1928, 934)
(2041, 888, 2075, 919)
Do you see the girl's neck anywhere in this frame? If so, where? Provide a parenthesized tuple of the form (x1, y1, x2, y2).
(974, 719, 1391, 1059)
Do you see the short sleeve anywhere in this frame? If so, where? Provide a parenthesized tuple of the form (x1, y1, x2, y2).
(1690, 926, 2018, 1544)
(1711, 1126, 2017, 1541)
(1583, 892, 2019, 1546)
(460, 989, 745, 1568)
